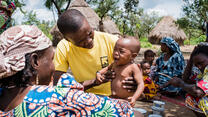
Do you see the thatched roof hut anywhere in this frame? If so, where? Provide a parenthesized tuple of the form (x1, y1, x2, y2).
(50, 0, 120, 46)
(148, 16, 187, 45)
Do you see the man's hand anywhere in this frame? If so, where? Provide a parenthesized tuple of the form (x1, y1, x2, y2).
(122, 77, 137, 92)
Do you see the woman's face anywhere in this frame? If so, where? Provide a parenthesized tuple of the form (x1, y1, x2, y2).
(193, 53, 208, 73)
(37, 47, 55, 85)
(161, 43, 168, 53)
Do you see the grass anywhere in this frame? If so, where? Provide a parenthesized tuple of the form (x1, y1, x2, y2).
(139, 37, 152, 48)
(184, 35, 206, 45)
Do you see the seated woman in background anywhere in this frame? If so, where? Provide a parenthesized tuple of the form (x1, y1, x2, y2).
(170, 42, 208, 117)
(154, 37, 185, 96)
(0, 25, 135, 117)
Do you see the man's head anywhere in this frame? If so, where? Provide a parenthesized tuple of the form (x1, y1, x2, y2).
(113, 36, 140, 65)
(57, 9, 94, 49)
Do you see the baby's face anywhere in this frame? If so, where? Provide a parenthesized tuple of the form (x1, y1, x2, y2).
(113, 39, 133, 66)
(142, 63, 151, 76)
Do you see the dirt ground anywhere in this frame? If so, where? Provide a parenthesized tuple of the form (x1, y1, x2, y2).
(134, 45, 197, 117)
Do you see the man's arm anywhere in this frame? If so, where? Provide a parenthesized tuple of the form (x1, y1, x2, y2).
(82, 64, 115, 91)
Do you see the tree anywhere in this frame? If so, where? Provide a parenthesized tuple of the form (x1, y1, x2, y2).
(86, 0, 119, 31)
(182, 0, 208, 34)
(22, 11, 55, 40)
(137, 12, 161, 38)
(121, 0, 143, 35)
(13, 0, 26, 13)
(44, 0, 71, 16)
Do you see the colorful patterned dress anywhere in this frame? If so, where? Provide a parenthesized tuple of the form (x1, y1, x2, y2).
(143, 75, 158, 100)
(185, 65, 208, 115)
(0, 73, 134, 117)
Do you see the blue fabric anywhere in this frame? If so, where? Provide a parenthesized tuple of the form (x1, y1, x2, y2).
(156, 37, 185, 93)
(0, 88, 3, 96)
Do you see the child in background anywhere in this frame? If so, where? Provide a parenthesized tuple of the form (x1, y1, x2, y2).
(142, 49, 157, 80)
(144, 49, 156, 66)
(96, 36, 144, 107)
(140, 61, 159, 100)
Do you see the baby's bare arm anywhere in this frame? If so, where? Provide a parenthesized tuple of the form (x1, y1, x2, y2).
(131, 64, 144, 100)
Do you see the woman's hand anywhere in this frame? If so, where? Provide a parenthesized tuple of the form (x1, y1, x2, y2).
(122, 77, 137, 92)
(169, 77, 184, 87)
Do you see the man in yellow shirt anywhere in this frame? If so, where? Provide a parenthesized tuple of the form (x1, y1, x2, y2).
(54, 9, 136, 96)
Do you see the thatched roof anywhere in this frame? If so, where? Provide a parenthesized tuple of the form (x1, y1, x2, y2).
(69, 0, 100, 30)
(50, 0, 120, 46)
(102, 17, 120, 34)
(148, 16, 187, 45)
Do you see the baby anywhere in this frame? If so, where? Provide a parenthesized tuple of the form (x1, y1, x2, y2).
(97, 36, 144, 107)
(140, 61, 159, 100)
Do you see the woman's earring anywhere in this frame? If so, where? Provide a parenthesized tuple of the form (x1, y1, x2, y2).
(36, 75, 39, 85)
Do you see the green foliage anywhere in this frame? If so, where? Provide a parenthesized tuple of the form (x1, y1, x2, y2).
(182, 0, 208, 34)
(177, 17, 204, 40)
(13, 0, 26, 13)
(139, 37, 152, 48)
(86, 0, 119, 20)
(44, 0, 71, 16)
(87, 0, 160, 39)
(120, 0, 143, 35)
(137, 12, 161, 38)
(22, 11, 55, 40)
(184, 35, 206, 45)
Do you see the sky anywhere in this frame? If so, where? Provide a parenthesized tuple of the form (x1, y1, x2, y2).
(12, 0, 185, 24)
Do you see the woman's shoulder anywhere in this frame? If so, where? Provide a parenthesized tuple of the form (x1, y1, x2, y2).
(23, 74, 81, 104)
(57, 73, 84, 89)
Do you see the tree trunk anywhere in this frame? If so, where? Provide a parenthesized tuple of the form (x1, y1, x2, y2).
(51, 0, 62, 16)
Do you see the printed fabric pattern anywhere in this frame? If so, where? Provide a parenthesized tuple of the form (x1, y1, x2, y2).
(0, 73, 134, 117)
(185, 65, 208, 115)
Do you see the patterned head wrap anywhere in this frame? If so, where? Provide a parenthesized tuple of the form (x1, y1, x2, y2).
(160, 37, 181, 54)
(0, 25, 52, 79)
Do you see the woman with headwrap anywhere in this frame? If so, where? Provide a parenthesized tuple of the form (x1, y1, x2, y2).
(0, 25, 136, 117)
(170, 42, 208, 117)
(154, 37, 185, 95)
(0, 0, 15, 34)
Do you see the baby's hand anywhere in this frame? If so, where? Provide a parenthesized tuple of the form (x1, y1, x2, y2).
(128, 97, 136, 107)
(95, 71, 109, 85)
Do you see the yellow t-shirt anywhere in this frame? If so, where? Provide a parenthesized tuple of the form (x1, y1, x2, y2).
(54, 31, 118, 96)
